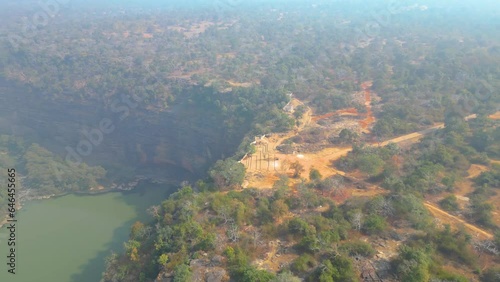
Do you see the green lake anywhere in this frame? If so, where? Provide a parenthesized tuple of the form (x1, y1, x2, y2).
(0, 183, 174, 282)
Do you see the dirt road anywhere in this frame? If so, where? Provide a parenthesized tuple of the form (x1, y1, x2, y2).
(424, 202, 493, 239)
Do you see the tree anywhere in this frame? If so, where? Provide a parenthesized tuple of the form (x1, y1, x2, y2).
(481, 267, 500, 282)
(173, 264, 192, 282)
(339, 241, 376, 257)
(357, 154, 385, 176)
(157, 254, 169, 267)
(291, 254, 316, 273)
(362, 214, 387, 235)
(439, 195, 459, 211)
(316, 255, 356, 282)
(273, 174, 290, 190)
(338, 128, 359, 144)
(239, 267, 275, 282)
(393, 246, 430, 282)
(130, 221, 145, 239)
(251, 228, 262, 248)
(209, 159, 246, 190)
(309, 168, 322, 181)
(444, 111, 469, 134)
(271, 271, 301, 282)
(124, 240, 141, 262)
(271, 199, 289, 219)
(293, 105, 307, 119)
(350, 210, 363, 231)
(290, 161, 305, 178)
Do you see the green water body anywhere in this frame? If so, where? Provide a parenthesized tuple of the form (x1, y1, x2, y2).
(0, 183, 174, 282)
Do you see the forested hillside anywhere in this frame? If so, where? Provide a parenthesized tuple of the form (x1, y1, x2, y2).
(0, 135, 106, 219)
(0, 0, 499, 281)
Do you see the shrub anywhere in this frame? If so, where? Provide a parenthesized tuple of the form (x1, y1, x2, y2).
(291, 254, 316, 273)
(340, 241, 376, 257)
(362, 214, 387, 235)
(439, 195, 460, 211)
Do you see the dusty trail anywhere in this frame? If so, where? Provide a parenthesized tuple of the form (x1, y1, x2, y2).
(424, 202, 493, 239)
(359, 81, 375, 131)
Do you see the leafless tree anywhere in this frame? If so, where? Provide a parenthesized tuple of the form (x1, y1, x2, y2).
(351, 210, 364, 231)
(251, 228, 262, 248)
(331, 175, 347, 197)
(227, 224, 240, 242)
(472, 238, 499, 256)
(215, 205, 232, 225)
(373, 197, 394, 217)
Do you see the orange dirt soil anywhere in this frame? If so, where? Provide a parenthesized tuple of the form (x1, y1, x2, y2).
(312, 108, 359, 122)
(488, 111, 500, 120)
(466, 164, 489, 179)
(359, 81, 375, 131)
(242, 82, 461, 189)
(312, 81, 376, 131)
(241, 83, 490, 239)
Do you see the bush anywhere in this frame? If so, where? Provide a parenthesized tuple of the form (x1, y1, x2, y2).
(209, 159, 246, 190)
(362, 214, 387, 235)
(173, 265, 192, 282)
(313, 255, 356, 282)
(474, 168, 500, 188)
(239, 267, 275, 282)
(291, 254, 316, 273)
(439, 195, 460, 211)
(481, 267, 500, 282)
(271, 271, 301, 282)
(309, 168, 322, 180)
(288, 218, 314, 237)
(392, 246, 430, 282)
(340, 241, 376, 257)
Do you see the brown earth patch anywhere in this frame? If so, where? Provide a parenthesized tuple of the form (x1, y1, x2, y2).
(467, 164, 489, 179)
(488, 111, 500, 120)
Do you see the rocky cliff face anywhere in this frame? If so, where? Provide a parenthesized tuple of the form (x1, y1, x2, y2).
(0, 80, 241, 182)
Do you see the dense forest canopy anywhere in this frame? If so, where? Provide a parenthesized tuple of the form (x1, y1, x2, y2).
(0, 0, 499, 281)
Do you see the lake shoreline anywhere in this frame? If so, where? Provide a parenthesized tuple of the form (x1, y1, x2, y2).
(0, 177, 178, 229)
